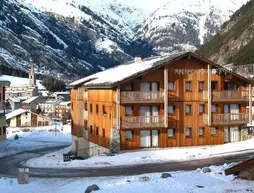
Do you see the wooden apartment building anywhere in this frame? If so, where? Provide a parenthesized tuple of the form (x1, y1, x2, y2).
(70, 52, 253, 157)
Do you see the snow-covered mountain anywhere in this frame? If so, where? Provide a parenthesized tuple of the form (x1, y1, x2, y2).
(137, 0, 249, 55)
(0, 0, 153, 78)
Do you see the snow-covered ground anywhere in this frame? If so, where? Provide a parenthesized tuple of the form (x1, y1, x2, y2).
(0, 125, 71, 158)
(1, 165, 253, 193)
(26, 138, 254, 168)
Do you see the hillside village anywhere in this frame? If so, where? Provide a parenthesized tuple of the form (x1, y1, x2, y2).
(0, 0, 254, 193)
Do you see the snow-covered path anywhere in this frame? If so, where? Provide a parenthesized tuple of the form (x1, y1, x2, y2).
(0, 125, 71, 158)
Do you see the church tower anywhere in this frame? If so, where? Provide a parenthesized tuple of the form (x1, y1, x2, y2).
(29, 63, 36, 86)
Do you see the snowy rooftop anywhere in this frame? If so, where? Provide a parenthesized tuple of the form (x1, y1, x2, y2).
(59, 101, 71, 106)
(22, 96, 39, 104)
(70, 52, 185, 87)
(8, 97, 21, 103)
(6, 108, 27, 120)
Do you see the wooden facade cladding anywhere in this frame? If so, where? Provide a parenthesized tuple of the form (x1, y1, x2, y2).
(87, 89, 116, 149)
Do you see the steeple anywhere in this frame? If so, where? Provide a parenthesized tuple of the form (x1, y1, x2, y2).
(29, 63, 36, 86)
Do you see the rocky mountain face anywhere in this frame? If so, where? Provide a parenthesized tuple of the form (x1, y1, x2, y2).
(137, 0, 248, 55)
(0, 0, 249, 79)
(0, 0, 153, 78)
(197, 0, 254, 68)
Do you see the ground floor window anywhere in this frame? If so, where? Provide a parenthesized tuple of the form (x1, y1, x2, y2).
(211, 127, 218, 136)
(185, 127, 192, 137)
(167, 128, 175, 138)
(199, 127, 205, 137)
(125, 130, 133, 140)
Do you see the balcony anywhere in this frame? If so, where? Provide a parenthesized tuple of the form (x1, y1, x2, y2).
(203, 113, 249, 125)
(121, 116, 164, 128)
(203, 90, 249, 102)
(121, 91, 164, 104)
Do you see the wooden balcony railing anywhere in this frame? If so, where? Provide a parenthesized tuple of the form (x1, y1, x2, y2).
(212, 90, 248, 101)
(121, 116, 164, 128)
(203, 113, 249, 125)
(203, 91, 249, 101)
(121, 91, 164, 103)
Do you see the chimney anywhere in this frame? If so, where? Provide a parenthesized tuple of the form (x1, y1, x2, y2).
(134, 57, 142, 63)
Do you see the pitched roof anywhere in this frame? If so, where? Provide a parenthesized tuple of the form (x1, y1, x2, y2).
(70, 52, 253, 88)
(6, 108, 27, 120)
(70, 52, 185, 87)
(22, 96, 39, 104)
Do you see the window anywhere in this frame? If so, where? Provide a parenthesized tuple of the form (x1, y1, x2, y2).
(168, 82, 175, 91)
(90, 104, 93, 113)
(211, 127, 218, 136)
(125, 106, 133, 116)
(103, 105, 106, 115)
(25, 112, 28, 116)
(185, 127, 192, 137)
(71, 102, 73, 110)
(199, 104, 205, 114)
(211, 104, 217, 113)
(168, 105, 175, 114)
(102, 128, 105, 138)
(199, 127, 205, 137)
(185, 81, 191, 91)
(96, 104, 99, 114)
(90, 125, 93, 134)
(211, 82, 218, 91)
(167, 128, 175, 138)
(199, 81, 205, 91)
(84, 121, 88, 130)
(84, 102, 88, 111)
(125, 130, 133, 140)
(96, 127, 99, 136)
(185, 105, 191, 114)
(125, 84, 133, 91)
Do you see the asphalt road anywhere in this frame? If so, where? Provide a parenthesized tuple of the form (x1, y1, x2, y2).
(0, 146, 253, 178)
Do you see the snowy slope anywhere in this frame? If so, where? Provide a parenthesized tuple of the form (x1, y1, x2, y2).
(0, 0, 153, 78)
(137, 0, 249, 55)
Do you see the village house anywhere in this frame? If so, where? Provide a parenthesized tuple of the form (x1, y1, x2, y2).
(56, 101, 71, 124)
(21, 96, 41, 113)
(6, 108, 53, 128)
(0, 78, 10, 141)
(37, 98, 61, 117)
(70, 52, 253, 157)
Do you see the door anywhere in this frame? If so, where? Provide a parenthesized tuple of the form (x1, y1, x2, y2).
(152, 106, 159, 123)
(230, 126, 240, 142)
(230, 104, 240, 120)
(152, 130, 159, 147)
(140, 106, 150, 124)
(224, 127, 229, 143)
(140, 130, 151, 148)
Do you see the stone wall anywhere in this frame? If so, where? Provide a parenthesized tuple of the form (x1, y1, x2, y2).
(109, 127, 120, 153)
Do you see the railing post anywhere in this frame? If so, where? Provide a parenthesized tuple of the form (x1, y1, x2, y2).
(116, 86, 120, 129)
(164, 67, 168, 128)
(207, 64, 211, 126)
(249, 84, 252, 124)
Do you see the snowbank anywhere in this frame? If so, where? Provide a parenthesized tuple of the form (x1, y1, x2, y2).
(26, 138, 254, 168)
(1, 165, 253, 193)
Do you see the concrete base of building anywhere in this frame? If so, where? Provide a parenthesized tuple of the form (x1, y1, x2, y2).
(71, 135, 109, 158)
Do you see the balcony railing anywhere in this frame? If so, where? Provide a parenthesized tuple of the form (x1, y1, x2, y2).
(203, 91, 249, 101)
(121, 116, 164, 128)
(203, 113, 249, 125)
(121, 91, 164, 103)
